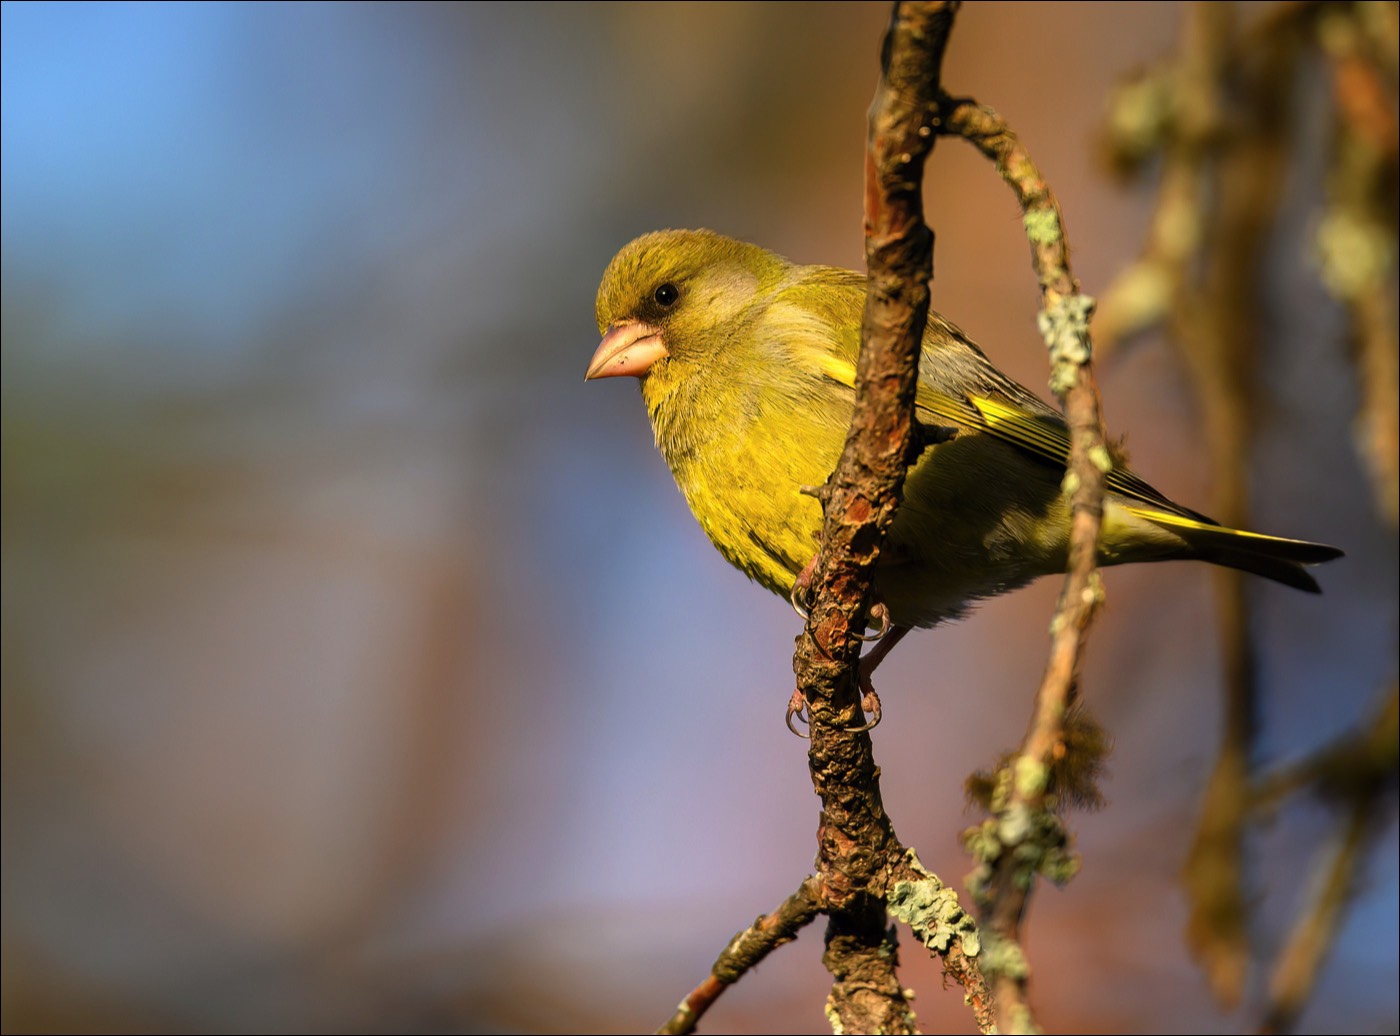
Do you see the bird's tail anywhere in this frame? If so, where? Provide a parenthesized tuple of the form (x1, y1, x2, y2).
(1122, 506, 1344, 593)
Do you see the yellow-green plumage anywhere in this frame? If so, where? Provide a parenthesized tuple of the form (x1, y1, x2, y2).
(590, 229, 1342, 628)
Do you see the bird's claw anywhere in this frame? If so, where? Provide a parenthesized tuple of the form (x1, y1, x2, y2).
(790, 581, 811, 623)
(790, 554, 820, 624)
(852, 687, 882, 732)
(855, 601, 892, 642)
(793, 580, 892, 644)
(786, 689, 811, 738)
(787, 562, 889, 736)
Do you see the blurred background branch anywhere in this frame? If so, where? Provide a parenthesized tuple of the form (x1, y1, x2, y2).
(1096, 0, 1398, 1024)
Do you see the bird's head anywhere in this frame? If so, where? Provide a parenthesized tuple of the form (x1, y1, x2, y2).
(587, 229, 786, 384)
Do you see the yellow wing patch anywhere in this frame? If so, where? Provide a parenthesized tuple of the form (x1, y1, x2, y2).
(816, 352, 857, 389)
(968, 395, 1068, 460)
(970, 396, 1202, 517)
(818, 355, 1195, 517)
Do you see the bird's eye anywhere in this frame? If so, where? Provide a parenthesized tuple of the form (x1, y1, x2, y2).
(653, 282, 679, 307)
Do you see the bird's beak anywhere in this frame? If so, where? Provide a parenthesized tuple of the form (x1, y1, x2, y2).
(585, 320, 668, 381)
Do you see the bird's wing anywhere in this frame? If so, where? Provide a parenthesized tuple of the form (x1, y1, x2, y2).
(957, 394, 1214, 521)
(812, 343, 1217, 525)
(771, 267, 1213, 522)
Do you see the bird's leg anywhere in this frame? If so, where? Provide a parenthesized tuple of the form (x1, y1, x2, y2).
(785, 595, 910, 737)
(786, 555, 822, 735)
(855, 620, 911, 731)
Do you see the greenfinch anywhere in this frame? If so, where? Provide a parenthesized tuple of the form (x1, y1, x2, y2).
(587, 229, 1342, 635)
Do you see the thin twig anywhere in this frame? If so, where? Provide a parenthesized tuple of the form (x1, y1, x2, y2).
(1167, 5, 1280, 1007)
(1254, 685, 1397, 1033)
(943, 92, 1110, 1036)
(1252, 684, 1399, 813)
(887, 850, 995, 1032)
(1094, 4, 1309, 1004)
(655, 879, 823, 1036)
(1317, 3, 1400, 529)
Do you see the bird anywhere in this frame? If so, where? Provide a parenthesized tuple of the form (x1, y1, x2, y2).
(587, 229, 1343, 723)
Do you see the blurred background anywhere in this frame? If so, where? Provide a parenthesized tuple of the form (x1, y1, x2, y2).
(2, 2, 1395, 1033)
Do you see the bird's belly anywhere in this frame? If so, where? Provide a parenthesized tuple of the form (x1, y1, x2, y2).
(667, 419, 1071, 627)
(876, 433, 1072, 626)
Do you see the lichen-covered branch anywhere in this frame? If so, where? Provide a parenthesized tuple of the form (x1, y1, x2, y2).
(887, 849, 994, 1032)
(942, 92, 1110, 1036)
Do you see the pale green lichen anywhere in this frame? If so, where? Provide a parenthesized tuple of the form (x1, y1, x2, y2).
(1023, 208, 1062, 246)
(977, 931, 1031, 982)
(1104, 70, 1172, 165)
(1081, 571, 1105, 609)
(1038, 293, 1097, 396)
(825, 998, 843, 1034)
(1014, 808, 1081, 887)
(1316, 210, 1394, 300)
(1041, 843, 1082, 885)
(966, 794, 1083, 900)
(997, 800, 1035, 846)
(963, 817, 1002, 863)
(887, 863, 981, 959)
(1013, 754, 1049, 799)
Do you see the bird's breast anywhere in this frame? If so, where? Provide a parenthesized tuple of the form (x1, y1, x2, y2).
(647, 382, 842, 596)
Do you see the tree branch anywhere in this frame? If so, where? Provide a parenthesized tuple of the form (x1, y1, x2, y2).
(1094, 4, 1398, 1016)
(793, 3, 972, 1032)
(655, 879, 823, 1036)
(942, 92, 1110, 1035)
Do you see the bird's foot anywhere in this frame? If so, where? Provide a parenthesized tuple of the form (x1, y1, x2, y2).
(785, 688, 811, 737)
(784, 686, 882, 739)
(856, 601, 892, 642)
(791, 566, 893, 646)
(789, 556, 820, 623)
(857, 685, 882, 731)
